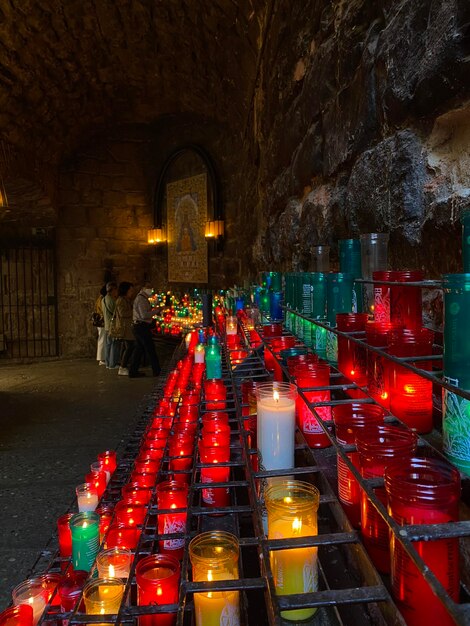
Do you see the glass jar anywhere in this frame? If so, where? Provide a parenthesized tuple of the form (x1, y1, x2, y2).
(256, 382, 297, 471)
(326, 273, 354, 326)
(189, 531, 240, 626)
(461, 208, 470, 272)
(385, 457, 460, 626)
(82, 577, 124, 615)
(360, 233, 389, 313)
(373, 270, 393, 323)
(265, 480, 320, 622)
(336, 313, 369, 391)
(0, 606, 33, 626)
(312, 245, 330, 272)
(339, 239, 363, 312)
(156, 481, 188, 560)
(388, 328, 434, 433)
(332, 403, 385, 528)
(70, 511, 100, 572)
(294, 364, 331, 448)
(356, 426, 417, 573)
(389, 270, 424, 330)
(135, 554, 180, 626)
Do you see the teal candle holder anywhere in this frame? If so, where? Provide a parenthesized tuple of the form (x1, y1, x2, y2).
(311, 273, 327, 319)
(70, 511, 100, 572)
(443, 273, 470, 390)
(326, 273, 354, 326)
(339, 239, 363, 312)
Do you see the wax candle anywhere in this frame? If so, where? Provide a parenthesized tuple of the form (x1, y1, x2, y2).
(82, 577, 124, 616)
(156, 481, 188, 560)
(265, 480, 320, 621)
(88, 464, 107, 498)
(70, 511, 100, 572)
(136, 554, 180, 626)
(96, 504, 114, 541)
(385, 458, 460, 626)
(0, 605, 33, 626)
(256, 383, 297, 471)
(114, 501, 148, 527)
(76, 483, 99, 512)
(204, 379, 227, 411)
(389, 270, 424, 330)
(96, 547, 132, 580)
(189, 531, 240, 626)
(11, 580, 47, 626)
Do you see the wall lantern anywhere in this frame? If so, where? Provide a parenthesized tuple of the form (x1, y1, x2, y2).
(147, 227, 166, 245)
(204, 219, 224, 239)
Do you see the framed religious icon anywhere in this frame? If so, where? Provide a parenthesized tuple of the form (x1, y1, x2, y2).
(167, 173, 208, 283)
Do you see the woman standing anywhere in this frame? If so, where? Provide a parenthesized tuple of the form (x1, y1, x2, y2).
(110, 281, 135, 376)
(95, 285, 107, 365)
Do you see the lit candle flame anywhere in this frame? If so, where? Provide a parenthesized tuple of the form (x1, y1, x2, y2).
(273, 390, 280, 403)
(109, 563, 115, 578)
(283, 496, 293, 504)
(207, 569, 213, 598)
(292, 517, 302, 533)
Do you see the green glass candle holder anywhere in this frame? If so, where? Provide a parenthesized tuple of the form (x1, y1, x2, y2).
(70, 511, 100, 572)
(326, 273, 354, 326)
(443, 273, 470, 390)
(311, 273, 327, 319)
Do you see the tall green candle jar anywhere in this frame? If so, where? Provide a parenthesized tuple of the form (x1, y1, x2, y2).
(461, 209, 470, 272)
(326, 273, 354, 326)
(442, 273, 470, 475)
(339, 239, 363, 312)
(311, 273, 327, 319)
(70, 511, 100, 572)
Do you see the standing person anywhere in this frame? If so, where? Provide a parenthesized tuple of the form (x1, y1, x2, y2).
(102, 281, 118, 369)
(95, 285, 107, 365)
(111, 281, 135, 376)
(128, 281, 161, 378)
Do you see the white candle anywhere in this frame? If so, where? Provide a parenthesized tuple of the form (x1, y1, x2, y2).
(76, 484, 99, 512)
(195, 344, 205, 363)
(257, 389, 296, 471)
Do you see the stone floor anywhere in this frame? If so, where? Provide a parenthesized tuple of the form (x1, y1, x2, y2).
(0, 337, 179, 607)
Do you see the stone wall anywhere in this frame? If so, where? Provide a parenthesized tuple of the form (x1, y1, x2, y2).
(57, 118, 243, 356)
(237, 0, 470, 278)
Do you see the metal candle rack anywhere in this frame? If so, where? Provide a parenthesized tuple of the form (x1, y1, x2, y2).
(28, 302, 470, 625)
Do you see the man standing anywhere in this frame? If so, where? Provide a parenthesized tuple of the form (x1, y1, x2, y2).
(128, 281, 161, 378)
(102, 281, 118, 369)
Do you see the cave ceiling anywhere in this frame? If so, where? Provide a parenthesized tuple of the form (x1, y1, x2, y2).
(0, 0, 264, 164)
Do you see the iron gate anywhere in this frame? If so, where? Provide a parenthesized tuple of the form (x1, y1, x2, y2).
(0, 234, 58, 358)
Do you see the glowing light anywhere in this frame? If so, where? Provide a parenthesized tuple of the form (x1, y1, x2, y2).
(109, 564, 115, 578)
(273, 390, 280, 402)
(292, 517, 302, 533)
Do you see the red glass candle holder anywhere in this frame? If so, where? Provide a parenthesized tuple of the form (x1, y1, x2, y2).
(135, 458, 161, 475)
(139, 445, 165, 463)
(202, 411, 229, 425)
(178, 404, 199, 420)
(156, 481, 188, 560)
(121, 485, 153, 505)
(261, 323, 283, 338)
(270, 336, 296, 381)
(389, 270, 424, 330)
(294, 364, 332, 447)
(37, 573, 62, 606)
(365, 322, 397, 409)
(105, 523, 141, 550)
(181, 390, 201, 405)
(0, 605, 33, 626)
(356, 425, 417, 572)
(84, 471, 106, 499)
(204, 379, 227, 411)
(336, 313, 369, 394)
(97, 450, 117, 482)
(163, 372, 179, 398)
(96, 504, 114, 540)
(130, 471, 157, 489)
(332, 403, 385, 528)
(57, 513, 73, 561)
(114, 501, 148, 527)
(286, 353, 318, 376)
(57, 570, 88, 611)
(191, 363, 205, 387)
(373, 270, 393, 323)
(230, 349, 248, 366)
(136, 554, 180, 626)
(385, 457, 460, 626)
(200, 444, 231, 509)
(388, 328, 434, 433)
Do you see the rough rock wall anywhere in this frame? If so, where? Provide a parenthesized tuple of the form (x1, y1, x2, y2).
(238, 0, 470, 277)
